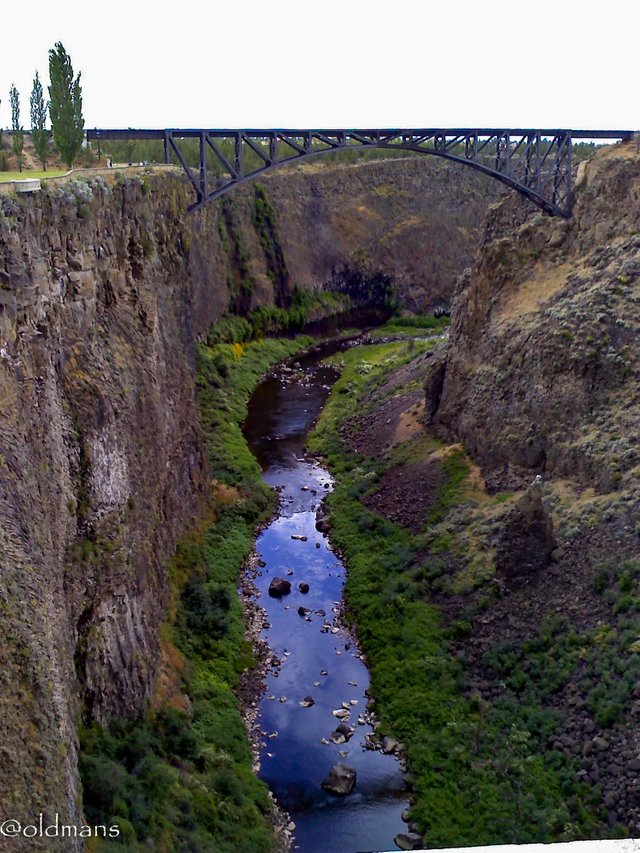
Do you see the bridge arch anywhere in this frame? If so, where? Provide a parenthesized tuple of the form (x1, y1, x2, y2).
(87, 128, 633, 217)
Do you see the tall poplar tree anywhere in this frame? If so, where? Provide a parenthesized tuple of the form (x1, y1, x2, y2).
(48, 42, 84, 169)
(9, 85, 24, 172)
(30, 72, 49, 170)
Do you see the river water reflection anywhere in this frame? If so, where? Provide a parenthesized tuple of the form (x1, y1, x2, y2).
(243, 340, 407, 853)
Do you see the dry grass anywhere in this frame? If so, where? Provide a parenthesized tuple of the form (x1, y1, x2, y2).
(380, 214, 425, 245)
(601, 140, 639, 161)
(0, 163, 181, 193)
(392, 399, 425, 444)
(151, 629, 190, 714)
(493, 260, 574, 324)
(211, 479, 241, 505)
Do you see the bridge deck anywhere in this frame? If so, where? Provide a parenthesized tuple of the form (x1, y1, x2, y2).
(86, 128, 636, 216)
(88, 128, 634, 139)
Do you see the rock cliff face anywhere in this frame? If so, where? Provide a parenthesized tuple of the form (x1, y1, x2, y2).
(428, 143, 640, 493)
(0, 158, 492, 846)
(258, 157, 496, 312)
(422, 144, 640, 829)
(0, 176, 216, 844)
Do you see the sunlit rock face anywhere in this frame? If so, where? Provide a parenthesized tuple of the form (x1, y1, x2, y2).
(427, 144, 640, 492)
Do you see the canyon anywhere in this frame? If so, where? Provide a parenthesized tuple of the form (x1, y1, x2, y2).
(0, 156, 490, 849)
(3, 140, 640, 850)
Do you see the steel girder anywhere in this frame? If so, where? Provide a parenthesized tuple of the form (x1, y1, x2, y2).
(87, 128, 634, 216)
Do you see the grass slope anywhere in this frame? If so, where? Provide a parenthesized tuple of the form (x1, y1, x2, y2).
(0, 169, 68, 181)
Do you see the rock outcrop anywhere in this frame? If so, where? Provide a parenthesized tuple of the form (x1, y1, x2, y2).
(420, 143, 640, 831)
(0, 175, 216, 848)
(427, 142, 640, 493)
(494, 478, 555, 586)
(321, 762, 357, 795)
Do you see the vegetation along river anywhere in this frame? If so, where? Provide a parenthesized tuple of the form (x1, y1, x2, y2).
(243, 338, 407, 853)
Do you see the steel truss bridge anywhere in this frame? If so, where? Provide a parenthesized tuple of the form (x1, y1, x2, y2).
(87, 128, 634, 217)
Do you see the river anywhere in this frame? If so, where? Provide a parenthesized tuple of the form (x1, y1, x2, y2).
(243, 339, 407, 853)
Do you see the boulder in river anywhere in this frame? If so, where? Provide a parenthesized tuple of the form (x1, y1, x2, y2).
(330, 723, 354, 744)
(299, 696, 315, 708)
(268, 578, 292, 597)
(321, 763, 356, 795)
(315, 514, 331, 534)
(403, 771, 417, 789)
(394, 831, 423, 851)
(382, 735, 399, 754)
(291, 534, 308, 541)
(298, 582, 310, 593)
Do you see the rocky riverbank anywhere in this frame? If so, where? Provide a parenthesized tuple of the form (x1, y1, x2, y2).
(240, 546, 295, 853)
(304, 317, 632, 845)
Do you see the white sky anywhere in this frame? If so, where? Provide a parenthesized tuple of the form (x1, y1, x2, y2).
(1, 0, 638, 131)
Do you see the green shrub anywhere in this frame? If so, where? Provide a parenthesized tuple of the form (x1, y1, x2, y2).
(140, 237, 153, 258)
(183, 579, 232, 641)
(206, 314, 253, 345)
(206, 290, 350, 344)
(385, 312, 450, 330)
